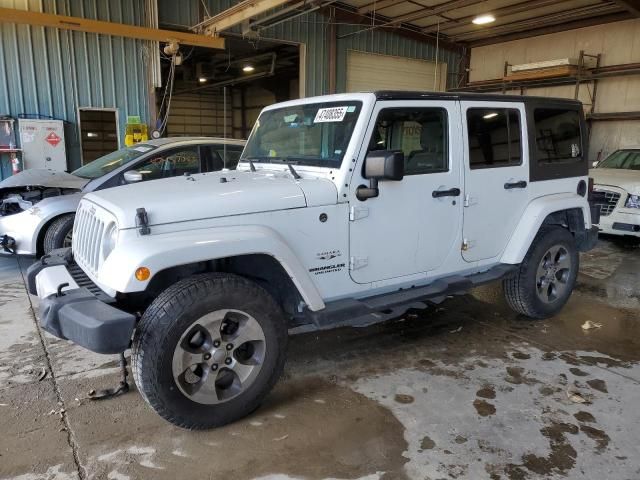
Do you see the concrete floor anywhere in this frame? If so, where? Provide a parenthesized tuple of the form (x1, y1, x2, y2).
(0, 237, 639, 480)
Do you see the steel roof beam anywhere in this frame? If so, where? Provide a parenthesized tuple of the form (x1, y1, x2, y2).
(0, 7, 225, 49)
(452, 3, 623, 41)
(193, 0, 293, 35)
(611, 0, 640, 16)
(468, 11, 629, 46)
(422, 0, 562, 33)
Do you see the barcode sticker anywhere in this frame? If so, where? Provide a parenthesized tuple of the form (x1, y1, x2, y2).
(314, 107, 348, 123)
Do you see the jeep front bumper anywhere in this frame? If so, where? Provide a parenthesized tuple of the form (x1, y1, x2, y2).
(26, 249, 136, 354)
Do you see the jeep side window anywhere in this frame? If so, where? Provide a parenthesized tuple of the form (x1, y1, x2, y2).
(131, 146, 200, 181)
(467, 109, 521, 169)
(368, 108, 448, 175)
(533, 108, 582, 164)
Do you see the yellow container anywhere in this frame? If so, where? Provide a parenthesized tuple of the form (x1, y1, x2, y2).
(125, 122, 148, 147)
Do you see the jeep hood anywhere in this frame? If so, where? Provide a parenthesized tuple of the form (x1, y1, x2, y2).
(83, 170, 338, 229)
(590, 168, 640, 196)
(0, 169, 88, 191)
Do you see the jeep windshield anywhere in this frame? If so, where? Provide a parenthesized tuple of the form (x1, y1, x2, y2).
(241, 101, 362, 168)
(72, 144, 157, 179)
(597, 149, 640, 170)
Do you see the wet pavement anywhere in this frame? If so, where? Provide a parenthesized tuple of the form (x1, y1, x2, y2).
(0, 236, 639, 480)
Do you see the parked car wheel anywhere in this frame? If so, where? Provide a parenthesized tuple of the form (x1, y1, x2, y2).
(131, 273, 288, 429)
(503, 226, 579, 319)
(43, 214, 76, 254)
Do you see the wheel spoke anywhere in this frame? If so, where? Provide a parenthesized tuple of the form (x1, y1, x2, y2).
(229, 360, 256, 383)
(232, 316, 266, 346)
(555, 252, 571, 271)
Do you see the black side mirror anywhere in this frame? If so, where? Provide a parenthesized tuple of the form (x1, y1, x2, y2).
(357, 150, 404, 200)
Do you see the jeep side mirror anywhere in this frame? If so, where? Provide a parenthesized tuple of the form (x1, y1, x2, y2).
(124, 170, 143, 183)
(356, 150, 404, 201)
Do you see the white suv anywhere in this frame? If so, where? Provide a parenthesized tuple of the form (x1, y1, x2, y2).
(28, 92, 599, 429)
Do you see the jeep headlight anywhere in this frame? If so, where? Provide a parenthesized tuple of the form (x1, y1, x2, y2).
(102, 222, 118, 259)
(625, 194, 640, 209)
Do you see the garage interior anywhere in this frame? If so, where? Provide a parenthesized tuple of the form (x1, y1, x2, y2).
(1, 1, 640, 479)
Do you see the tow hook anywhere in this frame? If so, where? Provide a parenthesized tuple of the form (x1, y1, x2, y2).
(136, 208, 151, 236)
(88, 353, 130, 401)
(56, 282, 69, 297)
(0, 234, 16, 254)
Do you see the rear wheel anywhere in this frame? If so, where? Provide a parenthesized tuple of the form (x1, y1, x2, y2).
(503, 226, 579, 319)
(43, 214, 75, 254)
(131, 273, 287, 429)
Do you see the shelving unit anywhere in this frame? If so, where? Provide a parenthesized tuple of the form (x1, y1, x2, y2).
(452, 51, 640, 123)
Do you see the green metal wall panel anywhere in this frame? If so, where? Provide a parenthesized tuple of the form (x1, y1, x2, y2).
(0, 0, 150, 172)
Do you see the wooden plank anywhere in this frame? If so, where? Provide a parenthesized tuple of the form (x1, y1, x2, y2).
(503, 65, 579, 82)
(0, 7, 224, 49)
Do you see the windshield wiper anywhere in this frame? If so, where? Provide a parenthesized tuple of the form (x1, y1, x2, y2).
(287, 163, 301, 180)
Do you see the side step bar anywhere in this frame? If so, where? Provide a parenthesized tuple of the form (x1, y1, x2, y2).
(301, 264, 517, 331)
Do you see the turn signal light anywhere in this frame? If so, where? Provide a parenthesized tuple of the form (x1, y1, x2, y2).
(135, 267, 151, 281)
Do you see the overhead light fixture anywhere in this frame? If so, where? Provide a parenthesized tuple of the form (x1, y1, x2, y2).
(242, 65, 255, 73)
(472, 14, 495, 25)
(483, 112, 498, 119)
(198, 77, 207, 83)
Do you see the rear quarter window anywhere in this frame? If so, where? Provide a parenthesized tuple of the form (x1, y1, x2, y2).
(529, 105, 587, 181)
(534, 108, 582, 164)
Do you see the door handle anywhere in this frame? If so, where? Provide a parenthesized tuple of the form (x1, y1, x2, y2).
(432, 187, 461, 198)
(504, 180, 527, 190)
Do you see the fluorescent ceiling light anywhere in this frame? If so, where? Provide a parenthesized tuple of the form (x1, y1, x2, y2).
(198, 77, 207, 83)
(243, 65, 255, 73)
(472, 14, 495, 25)
(483, 112, 498, 119)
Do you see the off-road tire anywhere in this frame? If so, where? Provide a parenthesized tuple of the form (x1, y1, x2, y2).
(503, 226, 579, 319)
(131, 273, 288, 429)
(43, 214, 75, 254)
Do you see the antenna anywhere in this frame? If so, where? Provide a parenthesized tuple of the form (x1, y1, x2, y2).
(223, 85, 227, 168)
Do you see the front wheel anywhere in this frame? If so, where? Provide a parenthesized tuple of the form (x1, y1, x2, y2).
(131, 273, 288, 429)
(43, 214, 75, 254)
(503, 226, 579, 319)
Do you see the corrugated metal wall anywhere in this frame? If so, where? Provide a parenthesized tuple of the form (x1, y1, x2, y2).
(0, 0, 151, 172)
(157, 0, 461, 97)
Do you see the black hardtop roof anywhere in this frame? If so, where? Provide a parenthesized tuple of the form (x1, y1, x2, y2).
(373, 90, 583, 106)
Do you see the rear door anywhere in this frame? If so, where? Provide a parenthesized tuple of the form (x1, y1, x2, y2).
(461, 102, 530, 262)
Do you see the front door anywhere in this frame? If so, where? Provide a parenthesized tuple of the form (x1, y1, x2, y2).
(349, 100, 463, 284)
(460, 102, 530, 262)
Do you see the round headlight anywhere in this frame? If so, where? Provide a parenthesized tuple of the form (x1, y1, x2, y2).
(102, 223, 118, 259)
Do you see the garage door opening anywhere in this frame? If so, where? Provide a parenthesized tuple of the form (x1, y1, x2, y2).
(157, 37, 300, 141)
(347, 50, 447, 92)
(78, 108, 119, 165)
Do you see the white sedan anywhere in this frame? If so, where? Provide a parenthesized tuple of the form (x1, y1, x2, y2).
(590, 148, 640, 237)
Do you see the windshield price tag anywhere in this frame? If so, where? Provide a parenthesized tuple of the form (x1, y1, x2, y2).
(314, 107, 348, 123)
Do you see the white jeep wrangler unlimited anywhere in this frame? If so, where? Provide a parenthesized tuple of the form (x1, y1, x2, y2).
(28, 92, 599, 429)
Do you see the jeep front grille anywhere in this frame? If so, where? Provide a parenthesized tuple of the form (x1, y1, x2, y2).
(73, 205, 106, 275)
(595, 189, 621, 217)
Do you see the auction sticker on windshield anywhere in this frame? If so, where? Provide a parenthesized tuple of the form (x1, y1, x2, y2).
(314, 106, 348, 123)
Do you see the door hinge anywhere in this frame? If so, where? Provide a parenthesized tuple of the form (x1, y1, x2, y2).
(349, 206, 369, 221)
(349, 256, 368, 270)
(463, 194, 471, 207)
(461, 238, 471, 251)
